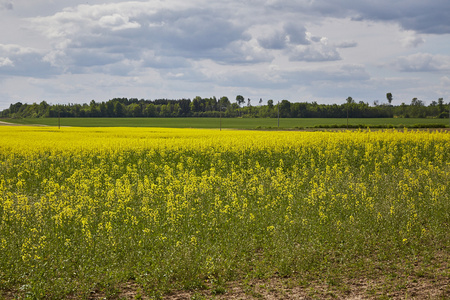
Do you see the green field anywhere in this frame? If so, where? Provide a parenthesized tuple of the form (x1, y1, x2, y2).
(3, 117, 449, 128)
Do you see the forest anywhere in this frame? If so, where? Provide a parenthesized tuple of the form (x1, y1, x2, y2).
(1, 95, 449, 119)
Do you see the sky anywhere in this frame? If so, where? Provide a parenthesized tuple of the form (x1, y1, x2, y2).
(1, 0, 450, 110)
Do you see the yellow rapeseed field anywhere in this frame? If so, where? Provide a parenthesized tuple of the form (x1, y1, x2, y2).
(0, 126, 449, 298)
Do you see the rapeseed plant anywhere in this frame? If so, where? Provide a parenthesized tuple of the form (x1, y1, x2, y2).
(0, 127, 448, 298)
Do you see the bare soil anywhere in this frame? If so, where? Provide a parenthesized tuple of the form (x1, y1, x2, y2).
(97, 272, 449, 300)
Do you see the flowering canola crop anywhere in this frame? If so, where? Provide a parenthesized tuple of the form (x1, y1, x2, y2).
(0, 127, 449, 297)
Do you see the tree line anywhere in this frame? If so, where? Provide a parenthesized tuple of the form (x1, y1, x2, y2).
(1, 95, 449, 119)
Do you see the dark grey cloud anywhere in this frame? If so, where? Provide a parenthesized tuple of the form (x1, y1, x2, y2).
(268, 0, 450, 34)
(258, 30, 287, 49)
(151, 10, 247, 53)
(284, 22, 309, 45)
(257, 22, 309, 50)
(28, 3, 255, 70)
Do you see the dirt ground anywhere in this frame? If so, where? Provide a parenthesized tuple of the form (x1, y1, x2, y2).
(101, 271, 449, 300)
(0, 121, 25, 126)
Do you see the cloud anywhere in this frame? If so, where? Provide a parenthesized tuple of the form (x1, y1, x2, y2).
(98, 14, 141, 31)
(266, 0, 450, 34)
(335, 41, 358, 48)
(256, 22, 309, 50)
(257, 29, 288, 49)
(0, 57, 13, 67)
(209, 40, 273, 64)
(0, 0, 12, 10)
(392, 53, 450, 72)
(0, 44, 58, 77)
(141, 51, 191, 69)
(26, 1, 255, 73)
(440, 76, 450, 86)
(288, 38, 341, 62)
(217, 63, 369, 90)
(284, 22, 310, 45)
(400, 35, 425, 48)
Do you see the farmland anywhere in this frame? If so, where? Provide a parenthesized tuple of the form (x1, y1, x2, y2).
(0, 127, 449, 299)
(3, 117, 449, 129)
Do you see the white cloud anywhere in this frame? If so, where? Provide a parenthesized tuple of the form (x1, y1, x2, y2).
(98, 14, 140, 31)
(400, 33, 425, 48)
(335, 41, 358, 48)
(392, 53, 450, 72)
(0, 57, 13, 67)
(441, 76, 450, 85)
(288, 38, 341, 62)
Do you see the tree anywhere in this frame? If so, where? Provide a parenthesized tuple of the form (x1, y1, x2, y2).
(438, 97, 444, 113)
(190, 96, 202, 112)
(411, 97, 424, 106)
(386, 92, 393, 105)
(346, 97, 353, 128)
(128, 103, 142, 117)
(279, 100, 291, 117)
(218, 96, 230, 110)
(236, 95, 245, 107)
(106, 101, 115, 117)
(114, 101, 124, 117)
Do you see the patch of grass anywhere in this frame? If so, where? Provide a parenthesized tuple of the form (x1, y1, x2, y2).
(3, 117, 449, 129)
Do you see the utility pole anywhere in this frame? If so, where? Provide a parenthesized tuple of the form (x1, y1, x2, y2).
(277, 101, 280, 128)
(58, 106, 61, 130)
(346, 97, 353, 129)
(347, 104, 349, 129)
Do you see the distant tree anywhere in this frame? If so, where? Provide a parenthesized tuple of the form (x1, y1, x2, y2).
(259, 98, 263, 105)
(279, 100, 291, 117)
(236, 95, 245, 107)
(144, 103, 156, 117)
(411, 97, 424, 106)
(178, 99, 191, 116)
(438, 97, 444, 113)
(190, 96, 202, 112)
(267, 99, 274, 109)
(346, 97, 353, 128)
(9, 102, 23, 115)
(106, 101, 115, 117)
(386, 92, 393, 105)
(247, 98, 251, 107)
(218, 96, 230, 110)
(114, 101, 124, 117)
(128, 103, 142, 117)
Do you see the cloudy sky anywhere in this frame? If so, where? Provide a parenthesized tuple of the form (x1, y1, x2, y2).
(1, 0, 449, 110)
